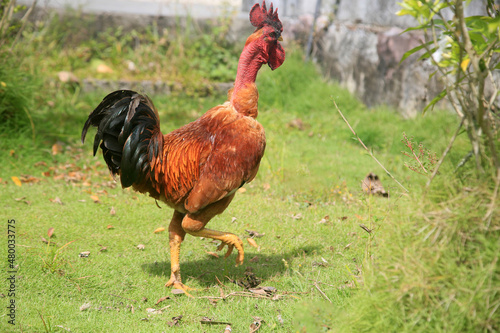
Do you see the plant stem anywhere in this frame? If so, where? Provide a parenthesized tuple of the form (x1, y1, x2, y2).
(332, 98, 409, 193)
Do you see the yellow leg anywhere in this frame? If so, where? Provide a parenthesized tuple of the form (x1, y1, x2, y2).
(165, 211, 194, 296)
(188, 228, 244, 266)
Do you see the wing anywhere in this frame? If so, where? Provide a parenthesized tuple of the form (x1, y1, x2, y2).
(184, 116, 265, 213)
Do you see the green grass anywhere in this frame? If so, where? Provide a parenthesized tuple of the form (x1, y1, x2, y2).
(1, 12, 499, 333)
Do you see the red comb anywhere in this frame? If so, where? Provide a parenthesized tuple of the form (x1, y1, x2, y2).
(249, 1, 280, 29)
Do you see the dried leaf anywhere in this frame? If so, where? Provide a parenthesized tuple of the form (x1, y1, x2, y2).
(167, 315, 183, 326)
(79, 251, 90, 258)
(110, 207, 116, 215)
(155, 296, 170, 305)
(262, 183, 271, 191)
(153, 227, 165, 234)
(249, 317, 263, 332)
(11, 176, 22, 187)
(80, 302, 91, 311)
(249, 256, 259, 263)
(318, 215, 330, 224)
(47, 227, 55, 238)
(96, 63, 113, 74)
(359, 224, 372, 234)
(291, 213, 303, 220)
(49, 197, 63, 205)
(14, 197, 26, 201)
(136, 244, 145, 250)
(246, 229, 265, 238)
(90, 195, 100, 203)
(107, 225, 114, 229)
(224, 325, 232, 333)
(41, 236, 48, 244)
(237, 187, 246, 193)
(247, 238, 259, 248)
(52, 142, 63, 156)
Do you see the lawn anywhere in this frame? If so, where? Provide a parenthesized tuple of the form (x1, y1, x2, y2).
(0, 7, 498, 333)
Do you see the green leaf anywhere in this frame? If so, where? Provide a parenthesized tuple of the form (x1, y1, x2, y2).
(399, 41, 433, 64)
(423, 89, 447, 114)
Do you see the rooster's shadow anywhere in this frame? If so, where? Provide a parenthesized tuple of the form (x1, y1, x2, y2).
(141, 244, 320, 288)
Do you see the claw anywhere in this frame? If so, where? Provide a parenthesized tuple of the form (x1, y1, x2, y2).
(217, 241, 234, 258)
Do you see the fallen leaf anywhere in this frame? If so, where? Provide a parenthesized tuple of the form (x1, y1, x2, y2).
(224, 325, 232, 333)
(14, 197, 26, 201)
(171, 289, 185, 295)
(49, 197, 63, 205)
(359, 224, 372, 234)
(80, 302, 91, 311)
(262, 183, 271, 191)
(155, 296, 170, 305)
(52, 142, 63, 155)
(11, 176, 22, 187)
(107, 225, 114, 229)
(249, 317, 263, 332)
(246, 229, 265, 238)
(318, 215, 330, 224)
(153, 227, 165, 234)
(277, 312, 284, 325)
(41, 236, 48, 244)
(167, 315, 183, 326)
(291, 213, 303, 220)
(34, 161, 47, 167)
(110, 207, 116, 215)
(90, 195, 100, 203)
(9, 149, 15, 157)
(57, 71, 79, 83)
(249, 256, 259, 263)
(79, 251, 90, 258)
(247, 238, 259, 248)
(96, 63, 113, 74)
(237, 187, 246, 193)
(47, 227, 55, 238)
(136, 244, 145, 250)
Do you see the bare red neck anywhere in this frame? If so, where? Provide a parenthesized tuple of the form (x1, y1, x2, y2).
(231, 30, 267, 107)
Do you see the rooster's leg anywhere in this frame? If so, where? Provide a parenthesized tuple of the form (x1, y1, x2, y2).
(165, 211, 193, 294)
(182, 211, 244, 266)
(189, 228, 244, 266)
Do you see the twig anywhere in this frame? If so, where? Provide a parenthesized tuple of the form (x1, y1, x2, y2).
(332, 99, 409, 193)
(313, 282, 332, 303)
(198, 291, 281, 301)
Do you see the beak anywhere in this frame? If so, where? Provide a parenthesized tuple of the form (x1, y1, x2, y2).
(278, 36, 283, 42)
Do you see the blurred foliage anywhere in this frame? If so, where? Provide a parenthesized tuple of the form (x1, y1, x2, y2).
(398, 0, 500, 183)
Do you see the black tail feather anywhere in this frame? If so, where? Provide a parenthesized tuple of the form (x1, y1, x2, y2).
(81, 90, 163, 189)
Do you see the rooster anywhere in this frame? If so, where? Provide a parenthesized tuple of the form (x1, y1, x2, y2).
(81, 1, 285, 293)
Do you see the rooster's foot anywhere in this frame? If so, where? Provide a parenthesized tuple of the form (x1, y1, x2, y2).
(216, 235, 244, 266)
(165, 274, 194, 297)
